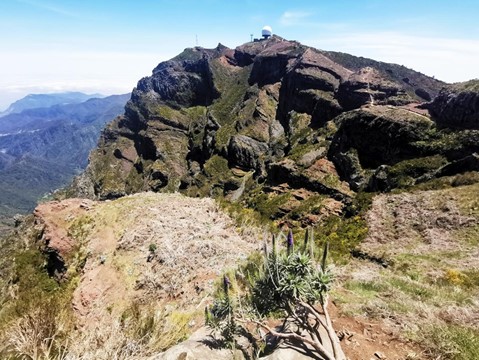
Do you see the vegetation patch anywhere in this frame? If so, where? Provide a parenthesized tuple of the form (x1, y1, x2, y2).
(289, 194, 326, 220)
(422, 324, 479, 360)
(388, 155, 448, 188)
(0, 245, 75, 359)
(210, 63, 251, 127)
(316, 215, 369, 262)
(120, 302, 194, 353)
(246, 190, 292, 220)
(343, 280, 387, 299)
(203, 155, 230, 179)
(207, 229, 347, 360)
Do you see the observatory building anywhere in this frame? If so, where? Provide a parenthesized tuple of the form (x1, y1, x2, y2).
(262, 25, 272, 39)
(253, 26, 273, 42)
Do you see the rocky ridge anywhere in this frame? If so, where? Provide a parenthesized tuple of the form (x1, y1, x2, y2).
(426, 79, 479, 129)
(71, 36, 479, 227)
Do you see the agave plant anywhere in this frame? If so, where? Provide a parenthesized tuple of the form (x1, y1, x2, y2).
(206, 227, 346, 360)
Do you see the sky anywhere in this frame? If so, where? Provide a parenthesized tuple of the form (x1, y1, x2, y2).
(0, 0, 478, 110)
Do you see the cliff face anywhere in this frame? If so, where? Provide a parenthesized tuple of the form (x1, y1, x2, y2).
(426, 80, 479, 129)
(73, 35, 479, 225)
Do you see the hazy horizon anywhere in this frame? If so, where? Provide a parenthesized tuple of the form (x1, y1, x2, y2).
(1, 0, 478, 110)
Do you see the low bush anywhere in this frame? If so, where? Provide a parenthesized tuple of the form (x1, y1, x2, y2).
(206, 229, 346, 360)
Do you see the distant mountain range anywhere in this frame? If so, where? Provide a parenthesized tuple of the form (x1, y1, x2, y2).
(0, 93, 129, 229)
(0, 92, 103, 117)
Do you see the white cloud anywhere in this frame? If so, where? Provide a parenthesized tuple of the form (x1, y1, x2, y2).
(306, 32, 479, 82)
(279, 11, 313, 26)
(0, 50, 175, 110)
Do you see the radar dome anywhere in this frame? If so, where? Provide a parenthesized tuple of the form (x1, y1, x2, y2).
(261, 25, 273, 38)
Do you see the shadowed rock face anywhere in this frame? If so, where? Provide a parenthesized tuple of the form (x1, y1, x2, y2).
(72, 35, 479, 224)
(427, 85, 479, 129)
(277, 49, 349, 129)
(328, 106, 435, 190)
(330, 106, 434, 168)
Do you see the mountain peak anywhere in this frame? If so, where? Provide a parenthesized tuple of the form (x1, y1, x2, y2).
(69, 36, 457, 207)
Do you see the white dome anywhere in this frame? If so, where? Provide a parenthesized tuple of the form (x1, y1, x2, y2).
(261, 25, 273, 37)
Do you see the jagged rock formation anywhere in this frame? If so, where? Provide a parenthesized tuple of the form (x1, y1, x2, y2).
(71, 35, 479, 225)
(426, 80, 479, 129)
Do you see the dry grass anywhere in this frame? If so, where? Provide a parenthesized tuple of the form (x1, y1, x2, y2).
(336, 183, 479, 358)
(1, 192, 264, 359)
(0, 302, 71, 360)
(114, 194, 263, 299)
(2, 306, 191, 360)
(62, 303, 194, 360)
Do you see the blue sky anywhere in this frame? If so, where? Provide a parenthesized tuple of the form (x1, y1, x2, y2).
(0, 0, 478, 109)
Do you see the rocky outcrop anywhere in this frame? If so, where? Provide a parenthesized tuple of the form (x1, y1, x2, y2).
(277, 49, 349, 128)
(228, 135, 268, 176)
(33, 199, 94, 278)
(329, 106, 435, 190)
(436, 153, 479, 177)
(72, 35, 465, 224)
(427, 86, 479, 129)
(337, 67, 413, 110)
(330, 106, 434, 167)
(268, 158, 351, 200)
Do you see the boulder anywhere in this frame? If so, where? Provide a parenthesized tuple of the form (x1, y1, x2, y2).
(427, 86, 479, 129)
(228, 135, 269, 176)
(152, 328, 245, 360)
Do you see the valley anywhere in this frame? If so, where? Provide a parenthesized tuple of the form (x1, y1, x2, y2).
(0, 94, 129, 229)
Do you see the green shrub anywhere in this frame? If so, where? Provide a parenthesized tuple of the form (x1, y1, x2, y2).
(207, 230, 346, 360)
(316, 215, 369, 262)
(148, 243, 157, 253)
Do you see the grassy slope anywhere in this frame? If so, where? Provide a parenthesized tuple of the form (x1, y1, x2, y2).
(0, 193, 263, 359)
(335, 182, 479, 360)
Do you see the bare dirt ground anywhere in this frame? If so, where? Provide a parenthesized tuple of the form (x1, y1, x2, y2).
(330, 304, 422, 360)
